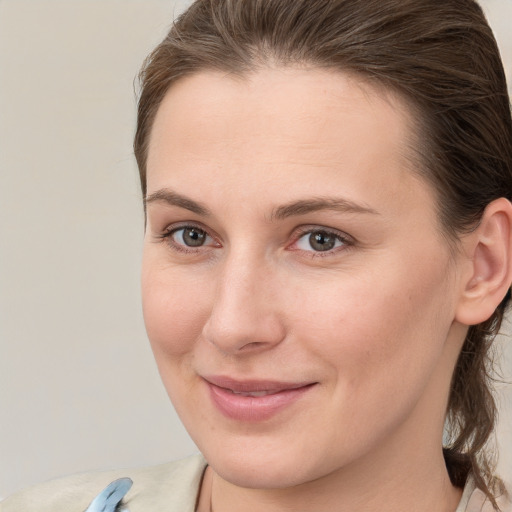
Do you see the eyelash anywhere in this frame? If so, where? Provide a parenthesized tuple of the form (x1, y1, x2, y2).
(157, 223, 219, 254)
(290, 226, 354, 257)
(157, 224, 353, 257)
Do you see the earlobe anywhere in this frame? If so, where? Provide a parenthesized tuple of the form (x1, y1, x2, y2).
(455, 198, 512, 326)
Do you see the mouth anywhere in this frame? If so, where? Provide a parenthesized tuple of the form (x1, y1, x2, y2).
(228, 389, 282, 397)
(202, 375, 317, 422)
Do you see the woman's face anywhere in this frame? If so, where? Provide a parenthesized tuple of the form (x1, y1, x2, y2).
(142, 68, 467, 488)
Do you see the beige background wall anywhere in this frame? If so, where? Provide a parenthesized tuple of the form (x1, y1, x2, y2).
(0, 0, 511, 499)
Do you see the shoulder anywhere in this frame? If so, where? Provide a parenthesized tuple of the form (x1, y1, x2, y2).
(0, 454, 207, 512)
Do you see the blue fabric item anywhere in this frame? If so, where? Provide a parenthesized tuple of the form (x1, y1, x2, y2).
(84, 478, 133, 512)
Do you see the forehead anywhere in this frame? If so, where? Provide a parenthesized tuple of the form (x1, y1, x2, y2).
(146, 67, 431, 218)
(150, 67, 415, 153)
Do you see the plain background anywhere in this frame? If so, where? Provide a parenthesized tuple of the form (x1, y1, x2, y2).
(0, 0, 511, 499)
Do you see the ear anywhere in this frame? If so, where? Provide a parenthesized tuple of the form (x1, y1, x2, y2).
(455, 198, 512, 326)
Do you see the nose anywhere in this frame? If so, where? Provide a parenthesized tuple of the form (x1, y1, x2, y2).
(201, 253, 286, 354)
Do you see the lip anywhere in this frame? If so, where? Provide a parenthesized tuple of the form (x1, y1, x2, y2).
(203, 375, 317, 422)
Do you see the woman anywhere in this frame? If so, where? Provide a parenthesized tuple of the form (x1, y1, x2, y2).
(2, 0, 511, 511)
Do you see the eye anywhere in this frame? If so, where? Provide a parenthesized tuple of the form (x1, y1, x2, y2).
(294, 229, 349, 253)
(172, 226, 211, 247)
(160, 225, 219, 252)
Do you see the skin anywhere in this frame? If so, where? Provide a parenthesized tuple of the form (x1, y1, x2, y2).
(142, 68, 471, 512)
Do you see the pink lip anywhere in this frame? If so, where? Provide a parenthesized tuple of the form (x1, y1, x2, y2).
(203, 375, 317, 422)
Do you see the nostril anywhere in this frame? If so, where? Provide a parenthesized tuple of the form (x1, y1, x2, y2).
(238, 341, 269, 351)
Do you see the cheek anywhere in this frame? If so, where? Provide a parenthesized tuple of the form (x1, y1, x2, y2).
(290, 256, 455, 385)
(141, 258, 212, 359)
(285, 262, 456, 455)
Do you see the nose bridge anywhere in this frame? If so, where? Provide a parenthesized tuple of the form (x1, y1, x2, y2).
(202, 248, 285, 353)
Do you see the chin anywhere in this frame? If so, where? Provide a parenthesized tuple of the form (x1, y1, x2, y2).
(196, 431, 343, 490)
(209, 453, 310, 489)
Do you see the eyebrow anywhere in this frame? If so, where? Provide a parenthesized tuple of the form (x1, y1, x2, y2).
(270, 197, 379, 221)
(144, 188, 379, 220)
(145, 189, 211, 216)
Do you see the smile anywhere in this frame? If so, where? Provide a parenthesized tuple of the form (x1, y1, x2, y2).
(202, 376, 317, 422)
(229, 390, 277, 397)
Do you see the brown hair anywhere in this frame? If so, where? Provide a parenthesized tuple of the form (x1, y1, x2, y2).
(134, 0, 512, 507)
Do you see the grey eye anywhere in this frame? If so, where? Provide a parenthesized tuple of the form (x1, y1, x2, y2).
(296, 230, 345, 252)
(174, 227, 209, 247)
(309, 231, 336, 251)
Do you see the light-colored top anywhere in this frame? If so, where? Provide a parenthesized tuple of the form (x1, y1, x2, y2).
(0, 455, 206, 512)
(1, 454, 510, 512)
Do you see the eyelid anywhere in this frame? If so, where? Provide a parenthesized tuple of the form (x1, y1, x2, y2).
(288, 225, 354, 254)
(157, 222, 221, 252)
(160, 220, 217, 238)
